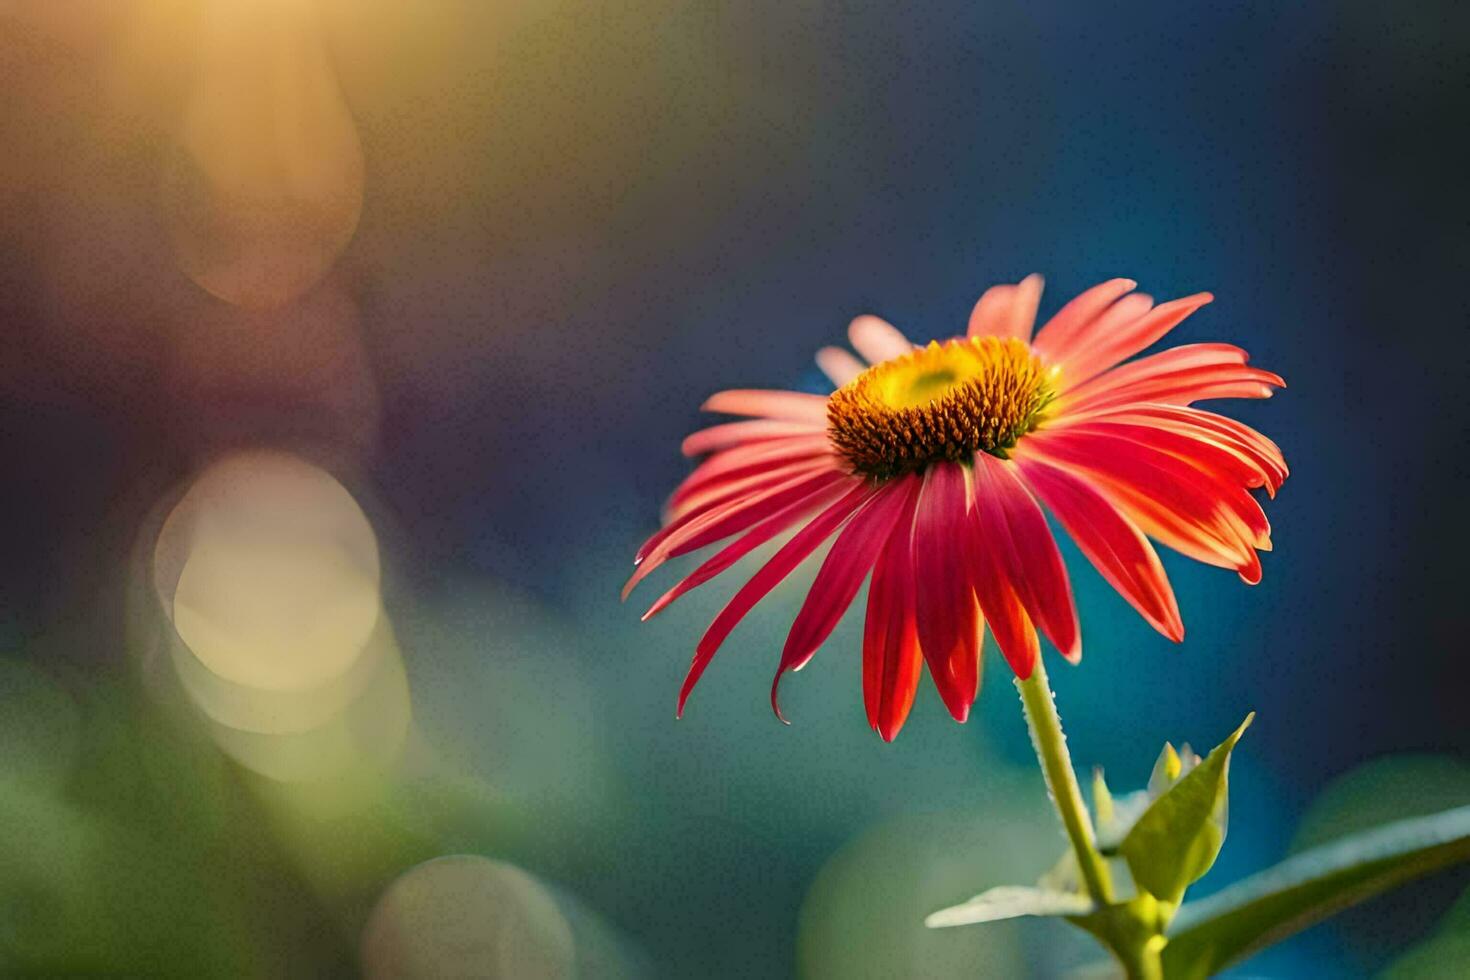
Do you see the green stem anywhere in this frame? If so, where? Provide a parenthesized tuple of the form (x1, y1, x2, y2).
(1114, 935, 1165, 980)
(1015, 657, 1116, 906)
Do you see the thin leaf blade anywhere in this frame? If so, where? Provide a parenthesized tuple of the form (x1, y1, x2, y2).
(926, 885, 1095, 928)
(1162, 804, 1470, 979)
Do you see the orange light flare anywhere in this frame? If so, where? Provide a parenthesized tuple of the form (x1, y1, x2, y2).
(157, 0, 365, 309)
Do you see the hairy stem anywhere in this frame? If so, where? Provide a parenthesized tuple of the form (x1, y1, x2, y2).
(1015, 658, 1116, 905)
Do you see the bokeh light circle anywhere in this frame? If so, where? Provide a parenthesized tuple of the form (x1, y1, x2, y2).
(154, 448, 380, 694)
(361, 856, 576, 980)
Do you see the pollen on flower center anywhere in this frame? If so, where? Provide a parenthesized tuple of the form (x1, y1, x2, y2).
(827, 336, 1055, 479)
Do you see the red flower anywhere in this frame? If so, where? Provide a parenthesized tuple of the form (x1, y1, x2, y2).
(627, 276, 1286, 740)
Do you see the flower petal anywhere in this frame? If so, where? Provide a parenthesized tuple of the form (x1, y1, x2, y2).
(1030, 278, 1138, 362)
(678, 483, 875, 715)
(1045, 291, 1156, 382)
(681, 419, 827, 457)
(670, 432, 833, 513)
(1058, 343, 1250, 406)
(628, 466, 849, 598)
(674, 434, 832, 497)
(816, 346, 867, 387)
(1022, 430, 1263, 580)
(665, 466, 850, 558)
(1013, 451, 1183, 641)
(1062, 361, 1284, 415)
(771, 477, 916, 720)
(972, 453, 1080, 661)
(1090, 405, 1287, 494)
(863, 482, 925, 741)
(911, 461, 983, 720)
(1057, 419, 1271, 501)
(1060, 422, 1274, 550)
(967, 285, 1015, 337)
(640, 478, 857, 620)
(703, 389, 830, 423)
(848, 314, 913, 363)
(665, 457, 835, 538)
(1054, 292, 1215, 389)
(966, 472, 1041, 679)
(968, 274, 1044, 342)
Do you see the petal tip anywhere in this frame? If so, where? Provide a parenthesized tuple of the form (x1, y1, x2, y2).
(640, 584, 682, 622)
(769, 674, 790, 725)
(676, 668, 700, 717)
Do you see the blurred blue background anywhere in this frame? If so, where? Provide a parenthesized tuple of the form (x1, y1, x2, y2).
(1, 1, 1466, 976)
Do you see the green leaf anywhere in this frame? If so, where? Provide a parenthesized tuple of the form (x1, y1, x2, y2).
(1148, 742, 1183, 795)
(1093, 768, 1115, 828)
(925, 885, 1095, 928)
(1118, 714, 1253, 905)
(1096, 789, 1156, 855)
(1162, 804, 1470, 979)
(1092, 769, 1153, 856)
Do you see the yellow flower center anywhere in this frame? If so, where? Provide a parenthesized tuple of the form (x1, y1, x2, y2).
(827, 336, 1055, 479)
